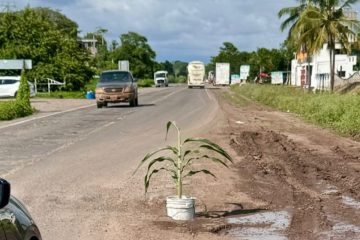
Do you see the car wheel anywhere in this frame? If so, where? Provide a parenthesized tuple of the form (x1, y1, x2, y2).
(135, 98, 138, 106)
(97, 102, 103, 108)
(103, 102, 108, 108)
(14, 91, 17, 98)
(129, 98, 135, 107)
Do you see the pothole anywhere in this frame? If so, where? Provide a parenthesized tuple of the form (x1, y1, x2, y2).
(220, 210, 291, 240)
(319, 215, 360, 239)
(321, 184, 339, 196)
(341, 196, 360, 210)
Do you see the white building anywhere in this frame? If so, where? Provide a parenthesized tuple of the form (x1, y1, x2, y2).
(79, 39, 98, 56)
(291, 45, 357, 90)
(291, 9, 358, 91)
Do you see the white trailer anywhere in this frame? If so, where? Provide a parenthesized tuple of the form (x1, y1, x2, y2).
(187, 61, 205, 88)
(215, 63, 230, 85)
(154, 70, 168, 87)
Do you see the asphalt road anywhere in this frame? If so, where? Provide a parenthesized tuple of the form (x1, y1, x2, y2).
(0, 85, 219, 239)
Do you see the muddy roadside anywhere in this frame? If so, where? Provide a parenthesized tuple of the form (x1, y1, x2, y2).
(140, 87, 360, 240)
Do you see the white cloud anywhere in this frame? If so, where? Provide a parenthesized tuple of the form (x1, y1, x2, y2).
(10, 0, 360, 62)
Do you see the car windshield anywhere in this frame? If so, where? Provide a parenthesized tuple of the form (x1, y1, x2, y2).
(155, 73, 166, 78)
(100, 72, 131, 83)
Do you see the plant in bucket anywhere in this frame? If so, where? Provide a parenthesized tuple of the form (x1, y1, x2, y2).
(134, 121, 233, 220)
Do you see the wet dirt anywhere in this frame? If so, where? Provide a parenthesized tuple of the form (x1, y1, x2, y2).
(127, 87, 360, 239)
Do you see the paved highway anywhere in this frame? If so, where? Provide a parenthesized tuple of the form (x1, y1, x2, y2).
(0, 85, 219, 239)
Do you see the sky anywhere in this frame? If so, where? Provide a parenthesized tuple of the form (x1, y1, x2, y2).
(5, 0, 360, 63)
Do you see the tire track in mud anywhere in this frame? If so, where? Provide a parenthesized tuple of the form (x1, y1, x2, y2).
(228, 118, 360, 239)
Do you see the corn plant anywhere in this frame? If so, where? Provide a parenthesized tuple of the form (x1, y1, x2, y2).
(134, 121, 233, 199)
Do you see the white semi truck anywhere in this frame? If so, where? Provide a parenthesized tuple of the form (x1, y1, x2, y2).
(187, 61, 205, 88)
(215, 63, 230, 85)
(154, 70, 168, 87)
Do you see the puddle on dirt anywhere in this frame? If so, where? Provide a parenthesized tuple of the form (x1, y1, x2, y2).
(341, 196, 360, 210)
(319, 215, 360, 239)
(225, 211, 291, 240)
(321, 184, 339, 195)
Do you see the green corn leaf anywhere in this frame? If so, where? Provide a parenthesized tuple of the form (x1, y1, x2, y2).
(166, 121, 179, 140)
(171, 173, 179, 184)
(133, 146, 178, 175)
(200, 144, 233, 163)
(144, 167, 175, 193)
(184, 137, 233, 162)
(183, 150, 192, 159)
(182, 155, 229, 172)
(183, 169, 217, 179)
(146, 157, 177, 176)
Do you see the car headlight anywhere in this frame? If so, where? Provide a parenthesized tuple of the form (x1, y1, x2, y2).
(124, 86, 133, 93)
(95, 87, 104, 94)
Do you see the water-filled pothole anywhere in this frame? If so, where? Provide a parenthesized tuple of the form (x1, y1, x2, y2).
(221, 210, 291, 240)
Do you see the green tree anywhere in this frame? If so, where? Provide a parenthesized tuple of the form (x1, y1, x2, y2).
(160, 61, 174, 75)
(0, 7, 94, 91)
(211, 42, 253, 75)
(111, 32, 156, 78)
(279, 0, 360, 91)
(211, 42, 241, 74)
(173, 61, 188, 78)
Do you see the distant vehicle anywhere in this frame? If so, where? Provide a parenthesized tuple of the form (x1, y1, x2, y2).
(0, 178, 42, 240)
(0, 76, 36, 98)
(208, 71, 215, 84)
(215, 63, 230, 85)
(95, 70, 138, 108)
(187, 61, 205, 88)
(154, 71, 168, 87)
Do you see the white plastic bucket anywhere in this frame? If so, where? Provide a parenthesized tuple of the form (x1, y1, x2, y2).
(166, 196, 195, 220)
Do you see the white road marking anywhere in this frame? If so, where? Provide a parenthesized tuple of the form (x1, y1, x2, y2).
(87, 121, 115, 135)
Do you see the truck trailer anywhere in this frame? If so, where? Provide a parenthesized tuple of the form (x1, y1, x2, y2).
(215, 63, 230, 85)
(187, 61, 205, 88)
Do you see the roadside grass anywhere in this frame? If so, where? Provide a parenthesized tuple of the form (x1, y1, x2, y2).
(138, 79, 154, 88)
(230, 84, 360, 139)
(35, 91, 86, 99)
(220, 90, 250, 107)
(0, 100, 34, 120)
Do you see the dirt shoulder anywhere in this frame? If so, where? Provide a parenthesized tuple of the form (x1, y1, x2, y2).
(134, 87, 360, 239)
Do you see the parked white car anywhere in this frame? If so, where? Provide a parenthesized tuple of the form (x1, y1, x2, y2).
(0, 76, 36, 98)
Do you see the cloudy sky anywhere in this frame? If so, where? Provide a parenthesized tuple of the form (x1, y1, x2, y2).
(6, 0, 360, 62)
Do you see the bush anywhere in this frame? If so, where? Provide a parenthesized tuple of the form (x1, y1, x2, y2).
(138, 79, 154, 88)
(0, 101, 34, 120)
(230, 84, 360, 139)
(16, 69, 30, 104)
(168, 75, 186, 83)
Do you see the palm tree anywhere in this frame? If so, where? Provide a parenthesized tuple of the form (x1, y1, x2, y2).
(279, 0, 360, 92)
(278, 0, 315, 35)
(279, 0, 317, 90)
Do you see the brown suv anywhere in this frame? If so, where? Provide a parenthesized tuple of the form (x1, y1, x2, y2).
(95, 70, 138, 108)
